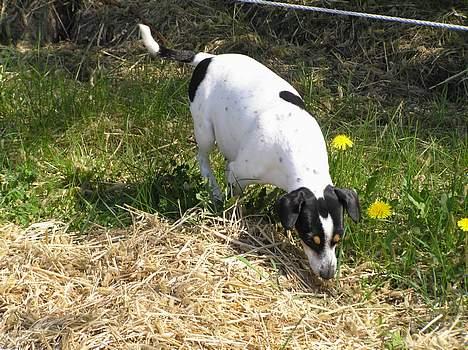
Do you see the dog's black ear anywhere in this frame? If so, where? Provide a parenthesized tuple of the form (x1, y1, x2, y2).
(334, 188, 360, 222)
(277, 188, 311, 230)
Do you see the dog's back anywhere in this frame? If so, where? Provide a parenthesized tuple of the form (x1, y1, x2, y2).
(189, 53, 330, 192)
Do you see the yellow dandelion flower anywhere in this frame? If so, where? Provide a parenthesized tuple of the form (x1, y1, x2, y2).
(367, 201, 392, 219)
(457, 218, 468, 232)
(331, 134, 353, 151)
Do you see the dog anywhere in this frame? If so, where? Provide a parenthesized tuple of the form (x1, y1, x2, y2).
(138, 24, 360, 279)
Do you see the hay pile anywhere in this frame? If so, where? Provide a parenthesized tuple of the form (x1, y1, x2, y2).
(0, 207, 465, 349)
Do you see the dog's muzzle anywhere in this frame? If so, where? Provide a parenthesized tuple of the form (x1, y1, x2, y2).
(319, 262, 336, 280)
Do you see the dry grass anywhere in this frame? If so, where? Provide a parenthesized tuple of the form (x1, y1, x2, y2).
(0, 206, 465, 349)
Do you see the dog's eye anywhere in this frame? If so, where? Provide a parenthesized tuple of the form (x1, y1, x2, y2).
(312, 235, 321, 245)
(332, 234, 340, 245)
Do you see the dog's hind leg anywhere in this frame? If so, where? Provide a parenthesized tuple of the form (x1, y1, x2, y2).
(226, 160, 256, 197)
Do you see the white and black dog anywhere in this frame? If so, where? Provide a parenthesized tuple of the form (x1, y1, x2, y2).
(139, 24, 360, 279)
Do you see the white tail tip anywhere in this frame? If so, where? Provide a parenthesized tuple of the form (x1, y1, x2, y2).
(138, 24, 160, 56)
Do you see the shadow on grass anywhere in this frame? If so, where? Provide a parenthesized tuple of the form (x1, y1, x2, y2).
(74, 161, 211, 229)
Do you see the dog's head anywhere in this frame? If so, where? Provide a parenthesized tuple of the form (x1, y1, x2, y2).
(277, 185, 360, 279)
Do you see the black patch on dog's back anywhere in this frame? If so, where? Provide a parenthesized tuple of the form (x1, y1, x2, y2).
(189, 58, 213, 102)
(279, 90, 305, 110)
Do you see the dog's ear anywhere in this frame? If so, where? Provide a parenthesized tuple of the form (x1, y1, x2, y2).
(277, 188, 312, 230)
(334, 188, 360, 222)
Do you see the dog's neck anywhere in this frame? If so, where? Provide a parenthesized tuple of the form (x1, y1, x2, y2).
(285, 166, 333, 197)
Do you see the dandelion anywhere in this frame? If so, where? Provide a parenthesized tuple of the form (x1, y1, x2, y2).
(457, 218, 468, 232)
(331, 134, 353, 151)
(367, 200, 392, 219)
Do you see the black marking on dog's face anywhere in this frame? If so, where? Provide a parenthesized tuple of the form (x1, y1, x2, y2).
(321, 185, 345, 239)
(299, 191, 342, 252)
(333, 187, 361, 222)
(277, 186, 360, 279)
(277, 187, 342, 247)
(189, 57, 213, 102)
(277, 188, 323, 253)
(279, 90, 305, 110)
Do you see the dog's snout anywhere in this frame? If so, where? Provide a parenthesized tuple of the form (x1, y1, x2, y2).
(319, 263, 336, 280)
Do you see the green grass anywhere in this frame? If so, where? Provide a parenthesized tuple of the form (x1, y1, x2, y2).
(0, 48, 466, 305)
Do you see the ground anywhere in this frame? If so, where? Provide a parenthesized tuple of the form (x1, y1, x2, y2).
(0, 1, 466, 349)
(0, 210, 465, 349)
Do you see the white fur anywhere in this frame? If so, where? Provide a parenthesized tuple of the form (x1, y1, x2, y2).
(193, 52, 215, 66)
(301, 215, 337, 278)
(190, 54, 332, 198)
(191, 54, 337, 276)
(138, 24, 160, 56)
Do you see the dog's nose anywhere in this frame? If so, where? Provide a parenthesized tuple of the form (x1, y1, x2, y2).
(319, 265, 336, 280)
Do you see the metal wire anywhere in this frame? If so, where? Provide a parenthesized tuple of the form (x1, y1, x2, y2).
(234, 0, 468, 32)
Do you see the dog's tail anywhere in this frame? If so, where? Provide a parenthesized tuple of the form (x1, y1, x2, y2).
(138, 24, 214, 67)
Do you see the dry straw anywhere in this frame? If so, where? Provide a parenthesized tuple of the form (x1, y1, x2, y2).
(0, 206, 465, 349)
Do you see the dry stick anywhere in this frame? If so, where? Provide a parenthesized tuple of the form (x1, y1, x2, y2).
(75, 28, 100, 81)
(447, 313, 462, 332)
(429, 68, 468, 89)
(280, 311, 308, 350)
(420, 313, 444, 334)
